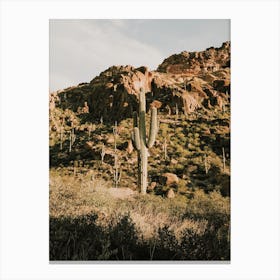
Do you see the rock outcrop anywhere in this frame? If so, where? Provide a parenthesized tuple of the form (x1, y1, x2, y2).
(157, 41, 230, 75)
(161, 172, 179, 187)
(49, 41, 230, 122)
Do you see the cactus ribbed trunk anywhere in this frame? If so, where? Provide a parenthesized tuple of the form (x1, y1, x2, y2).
(139, 148, 148, 194)
(139, 90, 148, 194)
(132, 88, 158, 194)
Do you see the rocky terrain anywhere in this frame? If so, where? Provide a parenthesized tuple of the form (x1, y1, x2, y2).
(49, 41, 230, 196)
(50, 41, 230, 122)
(49, 41, 230, 261)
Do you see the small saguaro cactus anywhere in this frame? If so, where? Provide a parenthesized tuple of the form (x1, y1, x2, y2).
(131, 88, 158, 194)
(100, 143, 105, 165)
(88, 125, 92, 139)
(69, 127, 76, 153)
(175, 103, 179, 121)
(59, 117, 65, 151)
(109, 120, 122, 188)
(163, 137, 168, 160)
(204, 154, 210, 174)
(60, 126, 64, 151)
(113, 155, 122, 188)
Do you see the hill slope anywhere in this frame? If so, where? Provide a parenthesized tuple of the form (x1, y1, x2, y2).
(49, 41, 230, 197)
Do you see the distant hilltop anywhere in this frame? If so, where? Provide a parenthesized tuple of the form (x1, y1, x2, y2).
(157, 41, 230, 74)
(50, 41, 230, 122)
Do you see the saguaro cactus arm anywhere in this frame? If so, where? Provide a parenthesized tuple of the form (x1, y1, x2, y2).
(139, 89, 147, 147)
(147, 107, 158, 148)
(132, 127, 141, 151)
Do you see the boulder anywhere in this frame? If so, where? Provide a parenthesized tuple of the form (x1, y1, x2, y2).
(147, 182, 157, 192)
(187, 165, 198, 173)
(105, 135, 115, 144)
(170, 159, 178, 165)
(84, 141, 94, 150)
(166, 188, 175, 199)
(161, 173, 179, 186)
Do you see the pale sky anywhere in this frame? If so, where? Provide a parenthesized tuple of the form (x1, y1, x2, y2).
(49, 19, 230, 92)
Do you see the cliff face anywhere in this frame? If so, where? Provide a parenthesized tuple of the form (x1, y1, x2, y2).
(49, 41, 230, 122)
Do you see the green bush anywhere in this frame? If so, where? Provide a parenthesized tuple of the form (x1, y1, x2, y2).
(152, 226, 179, 260)
(49, 214, 114, 260)
(179, 225, 230, 260)
(109, 214, 138, 260)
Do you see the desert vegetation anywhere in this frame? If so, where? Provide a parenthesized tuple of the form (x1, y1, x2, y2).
(49, 106, 230, 260)
(50, 169, 230, 260)
(49, 41, 230, 261)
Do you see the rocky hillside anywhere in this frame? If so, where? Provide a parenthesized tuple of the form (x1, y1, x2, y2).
(157, 41, 230, 74)
(49, 41, 230, 197)
(50, 41, 230, 121)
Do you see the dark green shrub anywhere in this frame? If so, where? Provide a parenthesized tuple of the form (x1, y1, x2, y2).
(109, 214, 138, 260)
(152, 226, 179, 260)
(181, 190, 230, 260)
(49, 214, 115, 260)
(180, 225, 230, 260)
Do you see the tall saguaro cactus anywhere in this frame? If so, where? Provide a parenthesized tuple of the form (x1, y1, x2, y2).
(131, 89, 158, 194)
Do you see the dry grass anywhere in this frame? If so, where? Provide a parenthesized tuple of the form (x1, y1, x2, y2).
(49, 168, 209, 240)
(50, 167, 230, 260)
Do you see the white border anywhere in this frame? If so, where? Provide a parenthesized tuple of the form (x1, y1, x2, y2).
(0, 0, 279, 280)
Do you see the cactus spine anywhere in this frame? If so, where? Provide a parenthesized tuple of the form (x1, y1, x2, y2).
(131, 89, 158, 194)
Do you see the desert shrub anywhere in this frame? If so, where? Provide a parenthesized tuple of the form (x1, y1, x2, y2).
(168, 163, 184, 176)
(202, 152, 223, 177)
(160, 123, 170, 137)
(173, 143, 188, 157)
(185, 190, 230, 227)
(49, 214, 115, 260)
(175, 130, 186, 142)
(187, 143, 197, 151)
(177, 180, 190, 195)
(179, 225, 230, 260)
(109, 214, 139, 260)
(148, 221, 230, 260)
(219, 174, 230, 197)
(50, 213, 139, 260)
(49, 171, 230, 261)
(181, 190, 230, 260)
(152, 226, 179, 260)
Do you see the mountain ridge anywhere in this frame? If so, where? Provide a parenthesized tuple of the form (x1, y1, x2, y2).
(50, 41, 230, 123)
